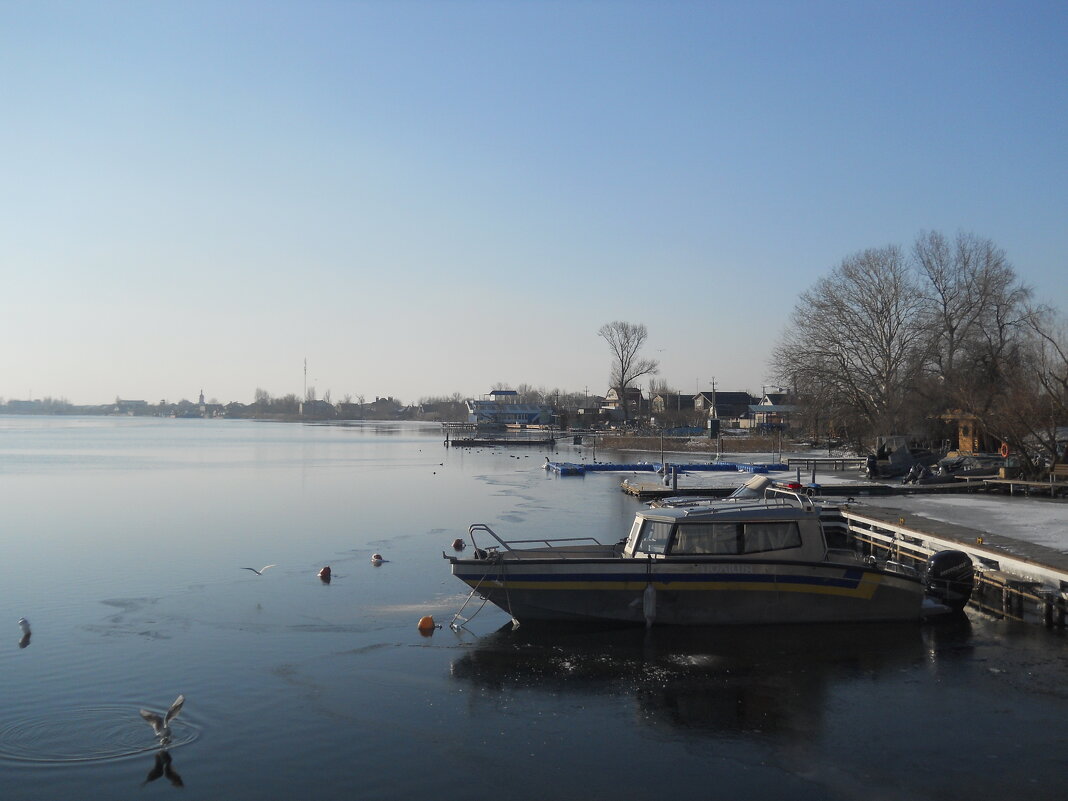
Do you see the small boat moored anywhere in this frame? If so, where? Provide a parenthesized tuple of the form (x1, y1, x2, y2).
(445, 477, 973, 627)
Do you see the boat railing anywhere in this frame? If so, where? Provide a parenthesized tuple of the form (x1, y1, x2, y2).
(467, 523, 605, 553)
(765, 486, 817, 512)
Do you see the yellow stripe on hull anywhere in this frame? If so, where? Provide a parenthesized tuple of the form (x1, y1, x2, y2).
(462, 572, 885, 600)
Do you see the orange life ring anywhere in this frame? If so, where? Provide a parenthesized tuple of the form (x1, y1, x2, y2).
(999, 443, 1010, 458)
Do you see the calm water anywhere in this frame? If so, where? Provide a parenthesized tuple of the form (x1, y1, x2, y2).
(1, 416, 1066, 799)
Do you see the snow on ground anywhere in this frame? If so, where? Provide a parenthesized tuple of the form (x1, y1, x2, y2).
(845, 493, 1068, 555)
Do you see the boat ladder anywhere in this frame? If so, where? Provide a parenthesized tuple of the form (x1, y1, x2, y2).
(448, 573, 520, 632)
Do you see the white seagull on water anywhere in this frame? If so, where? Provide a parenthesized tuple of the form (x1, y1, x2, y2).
(241, 565, 277, 575)
(140, 695, 185, 744)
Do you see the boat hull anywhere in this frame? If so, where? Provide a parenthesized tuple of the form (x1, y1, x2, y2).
(449, 557, 925, 625)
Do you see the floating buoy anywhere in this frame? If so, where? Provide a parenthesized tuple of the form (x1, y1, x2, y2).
(371, 553, 384, 565)
(451, 538, 465, 550)
(318, 566, 331, 582)
(417, 615, 436, 634)
(643, 583, 657, 628)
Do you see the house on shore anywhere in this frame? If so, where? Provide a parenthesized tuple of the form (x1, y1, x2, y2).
(749, 392, 797, 432)
(694, 391, 758, 427)
(602, 387, 645, 422)
(651, 392, 696, 415)
(467, 389, 553, 427)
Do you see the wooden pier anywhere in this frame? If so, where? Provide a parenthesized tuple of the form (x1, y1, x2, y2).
(786, 456, 866, 471)
(449, 437, 556, 448)
(839, 505, 1068, 628)
(980, 477, 1068, 498)
(620, 481, 736, 501)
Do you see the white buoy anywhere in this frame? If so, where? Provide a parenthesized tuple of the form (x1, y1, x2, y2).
(642, 584, 656, 628)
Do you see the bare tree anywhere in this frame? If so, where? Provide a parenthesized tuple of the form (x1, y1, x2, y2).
(598, 321, 659, 422)
(973, 311, 1068, 472)
(773, 245, 929, 440)
(914, 230, 1033, 402)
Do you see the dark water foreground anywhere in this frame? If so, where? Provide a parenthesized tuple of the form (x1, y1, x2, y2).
(1, 417, 1065, 799)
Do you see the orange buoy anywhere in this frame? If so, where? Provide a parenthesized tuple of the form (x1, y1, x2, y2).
(318, 566, 331, 583)
(417, 615, 436, 634)
(451, 538, 465, 550)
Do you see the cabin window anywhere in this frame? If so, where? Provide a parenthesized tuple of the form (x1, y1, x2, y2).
(742, 521, 802, 553)
(634, 520, 674, 554)
(670, 523, 741, 555)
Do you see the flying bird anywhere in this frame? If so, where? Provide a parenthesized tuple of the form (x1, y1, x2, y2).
(140, 695, 185, 744)
(241, 565, 277, 575)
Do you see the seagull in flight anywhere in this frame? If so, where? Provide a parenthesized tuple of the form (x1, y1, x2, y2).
(241, 565, 277, 575)
(140, 695, 185, 744)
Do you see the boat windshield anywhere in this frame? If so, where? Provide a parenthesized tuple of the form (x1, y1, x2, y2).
(632, 519, 673, 554)
(727, 474, 773, 499)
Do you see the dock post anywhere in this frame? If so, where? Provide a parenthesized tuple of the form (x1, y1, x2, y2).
(672, 466, 678, 491)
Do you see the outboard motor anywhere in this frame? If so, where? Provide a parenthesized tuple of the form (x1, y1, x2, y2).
(924, 550, 975, 612)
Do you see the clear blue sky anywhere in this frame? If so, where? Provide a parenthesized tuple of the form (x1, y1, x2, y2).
(3, 1, 1066, 405)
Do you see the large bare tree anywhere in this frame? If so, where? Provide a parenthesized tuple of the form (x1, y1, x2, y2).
(774, 230, 1048, 454)
(772, 245, 929, 440)
(974, 311, 1068, 471)
(914, 230, 1033, 403)
(598, 321, 659, 422)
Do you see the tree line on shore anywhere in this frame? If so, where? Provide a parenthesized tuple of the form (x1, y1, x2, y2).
(771, 230, 1067, 471)
(6, 230, 1065, 472)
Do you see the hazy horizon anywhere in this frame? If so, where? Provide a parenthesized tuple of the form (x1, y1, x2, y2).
(4, 2, 1066, 407)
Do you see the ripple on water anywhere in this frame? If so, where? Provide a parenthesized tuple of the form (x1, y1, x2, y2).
(0, 705, 200, 765)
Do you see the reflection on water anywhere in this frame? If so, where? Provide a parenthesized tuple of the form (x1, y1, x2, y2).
(0, 704, 200, 764)
(3, 417, 1067, 800)
(451, 621, 937, 740)
(143, 749, 184, 789)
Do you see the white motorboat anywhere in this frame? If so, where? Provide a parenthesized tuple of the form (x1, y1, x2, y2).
(446, 478, 973, 627)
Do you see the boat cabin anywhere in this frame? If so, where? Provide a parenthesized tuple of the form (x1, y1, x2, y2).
(623, 501, 829, 563)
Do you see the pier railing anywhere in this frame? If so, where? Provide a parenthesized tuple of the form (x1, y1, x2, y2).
(834, 505, 1068, 627)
